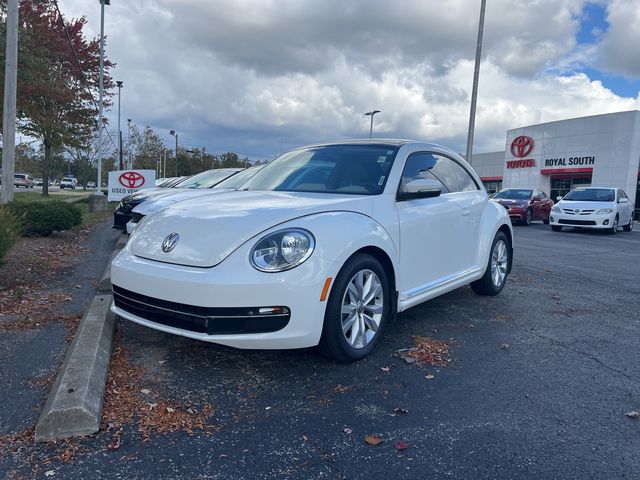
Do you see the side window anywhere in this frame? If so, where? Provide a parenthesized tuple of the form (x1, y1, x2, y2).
(619, 190, 628, 200)
(540, 191, 548, 199)
(430, 154, 479, 192)
(399, 153, 449, 194)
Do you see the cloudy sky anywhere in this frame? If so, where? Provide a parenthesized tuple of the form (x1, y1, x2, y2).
(61, 0, 640, 161)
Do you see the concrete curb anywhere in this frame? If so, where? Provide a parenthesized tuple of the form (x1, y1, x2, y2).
(64, 194, 92, 204)
(35, 295, 115, 442)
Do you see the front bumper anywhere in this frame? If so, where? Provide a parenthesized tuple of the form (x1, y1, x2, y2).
(549, 211, 615, 229)
(505, 206, 526, 222)
(110, 244, 335, 350)
(113, 209, 132, 229)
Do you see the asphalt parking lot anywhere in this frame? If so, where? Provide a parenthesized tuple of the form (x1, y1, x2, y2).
(13, 223, 640, 479)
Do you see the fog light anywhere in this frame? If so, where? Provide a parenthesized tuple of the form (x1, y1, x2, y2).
(603, 219, 609, 225)
(550, 217, 554, 222)
(257, 307, 289, 315)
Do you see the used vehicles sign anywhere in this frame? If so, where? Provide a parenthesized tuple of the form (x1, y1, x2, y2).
(107, 170, 156, 202)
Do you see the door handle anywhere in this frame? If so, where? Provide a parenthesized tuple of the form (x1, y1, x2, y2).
(461, 207, 471, 216)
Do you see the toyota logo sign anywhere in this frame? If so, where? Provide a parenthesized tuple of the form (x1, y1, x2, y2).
(118, 171, 145, 189)
(510, 136, 534, 158)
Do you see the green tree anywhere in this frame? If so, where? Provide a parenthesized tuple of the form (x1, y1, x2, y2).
(0, 0, 114, 195)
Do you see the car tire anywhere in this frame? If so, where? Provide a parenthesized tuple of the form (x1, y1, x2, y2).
(523, 209, 532, 226)
(623, 215, 633, 232)
(318, 253, 391, 363)
(607, 215, 618, 235)
(471, 231, 510, 296)
(543, 214, 550, 225)
(551, 225, 562, 232)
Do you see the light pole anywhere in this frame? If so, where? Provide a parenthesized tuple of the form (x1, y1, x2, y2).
(116, 80, 123, 170)
(170, 130, 178, 176)
(364, 110, 380, 138)
(95, 0, 110, 196)
(0, 0, 18, 204)
(127, 118, 131, 169)
(465, 0, 486, 165)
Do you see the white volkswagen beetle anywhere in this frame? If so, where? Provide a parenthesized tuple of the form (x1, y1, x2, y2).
(111, 140, 513, 362)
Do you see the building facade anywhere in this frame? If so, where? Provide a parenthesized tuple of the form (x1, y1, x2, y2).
(471, 110, 640, 218)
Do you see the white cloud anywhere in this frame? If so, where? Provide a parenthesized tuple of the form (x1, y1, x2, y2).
(599, 0, 640, 78)
(59, 0, 639, 159)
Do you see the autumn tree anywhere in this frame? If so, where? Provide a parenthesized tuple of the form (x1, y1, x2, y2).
(0, 0, 114, 195)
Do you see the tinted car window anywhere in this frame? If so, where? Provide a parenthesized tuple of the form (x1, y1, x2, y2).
(400, 153, 478, 194)
(564, 188, 615, 202)
(399, 153, 449, 193)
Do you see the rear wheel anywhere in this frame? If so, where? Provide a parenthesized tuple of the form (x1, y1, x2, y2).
(318, 253, 391, 362)
(551, 225, 562, 232)
(471, 231, 510, 296)
(623, 215, 634, 232)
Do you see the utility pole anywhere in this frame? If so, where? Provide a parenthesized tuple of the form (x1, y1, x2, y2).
(95, 0, 108, 198)
(465, 0, 486, 165)
(202, 146, 205, 169)
(163, 149, 167, 179)
(1, 0, 18, 204)
(170, 130, 178, 176)
(116, 80, 123, 169)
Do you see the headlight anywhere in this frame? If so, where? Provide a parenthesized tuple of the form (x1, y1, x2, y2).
(596, 208, 613, 215)
(250, 228, 315, 272)
(551, 205, 561, 213)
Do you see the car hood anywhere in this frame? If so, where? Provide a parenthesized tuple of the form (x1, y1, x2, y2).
(557, 201, 614, 210)
(130, 191, 374, 267)
(133, 188, 233, 216)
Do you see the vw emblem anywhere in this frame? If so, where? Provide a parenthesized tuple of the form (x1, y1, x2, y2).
(510, 135, 534, 158)
(161, 232, 180, 253)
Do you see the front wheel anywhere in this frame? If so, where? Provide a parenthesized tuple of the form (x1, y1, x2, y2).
(471, 231, 510, 296)
(623, 215, 634, 232)
(607, 215, 619, 235)
(318, 253, 391, 362)
(523, 209, 532, 226)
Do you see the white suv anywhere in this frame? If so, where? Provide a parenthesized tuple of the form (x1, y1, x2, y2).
(60, 177, 78, 189)
(550, 187, 634, 234)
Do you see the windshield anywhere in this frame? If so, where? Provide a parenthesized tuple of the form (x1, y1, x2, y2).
(213, 165, 264, 190)
(493, 189, 532, 200)
(563, 188, 614, 202)
(244, 144, 398, 195)
(177, 169, 239, 189)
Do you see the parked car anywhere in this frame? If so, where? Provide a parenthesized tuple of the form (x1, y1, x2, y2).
(34, 178, 44, 187)
(492, 188, 553, 225)
(60, 177, 78, 189)
(126, 165, 265, 234)
(87, 181, 97, 188)
(111, 140, 513, 362)
(14, 173, 34, 188)
(550, 187, 634, 234)
(113, 169, 241, 229)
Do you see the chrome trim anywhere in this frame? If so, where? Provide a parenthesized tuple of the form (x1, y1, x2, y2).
(402, 267, 482, 299)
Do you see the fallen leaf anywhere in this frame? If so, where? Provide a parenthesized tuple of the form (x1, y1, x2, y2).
(392, 407, 408, 415)
(140, 389, 151, 395)
(625, 411, 639, 419)
(148, 402, 158, 411)
(501, 343, 510, 350)
(302, 435, 309, 442)
(394, 440, 410, 451)
(166, 407, 175, 413)
(425, 374, 435, 380)
(381, 366, 391, 372)
(107, 434, 121, 450)
(343, 427, 353, 434)
(364, 435, 383, 446)
(45, 471, 56, 477)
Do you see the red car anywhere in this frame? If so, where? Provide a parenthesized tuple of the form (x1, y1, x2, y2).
(492, 188, 554, 225)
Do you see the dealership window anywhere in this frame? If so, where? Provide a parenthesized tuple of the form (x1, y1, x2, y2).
(483, 180, 502, 195)
(550, 177, 591, 201)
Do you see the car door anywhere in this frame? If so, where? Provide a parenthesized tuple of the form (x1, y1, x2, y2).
(395, 152, 485, 294)
(618, 190, 633, 223)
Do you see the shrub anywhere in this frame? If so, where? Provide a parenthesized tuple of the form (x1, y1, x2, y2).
(8, 201, 82, 237)
(0, 205, 21, 260)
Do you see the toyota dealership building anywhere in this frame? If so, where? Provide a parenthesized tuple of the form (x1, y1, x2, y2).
(471, 110, 640, 218)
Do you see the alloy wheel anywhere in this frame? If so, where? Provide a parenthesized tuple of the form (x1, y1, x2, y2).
(340, 269, 384, 349)
(490, 239, 508, 288)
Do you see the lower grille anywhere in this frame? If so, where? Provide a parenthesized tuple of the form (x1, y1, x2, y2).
(112, 285, 290, 335)
(558, 219, 597, 226)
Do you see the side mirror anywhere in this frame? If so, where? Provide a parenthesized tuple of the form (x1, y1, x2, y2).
(618, 197, 629, 204)
(556, 196, 563, 202)
(397, 178, 442, 201)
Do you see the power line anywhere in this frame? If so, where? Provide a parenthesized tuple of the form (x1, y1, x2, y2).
(52, 0, 118, 152)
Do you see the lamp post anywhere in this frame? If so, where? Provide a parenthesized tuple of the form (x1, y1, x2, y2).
(364, 110, 380, 138)
(95, 0, 110, 196)
(116, 80, 123, 170)
(170, 130, 178, 176)
(465, 0, 486, 165)
(126, 118, 131, 169)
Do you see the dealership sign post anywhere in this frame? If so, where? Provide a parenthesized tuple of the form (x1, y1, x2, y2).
(107, 169, 156, 202)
